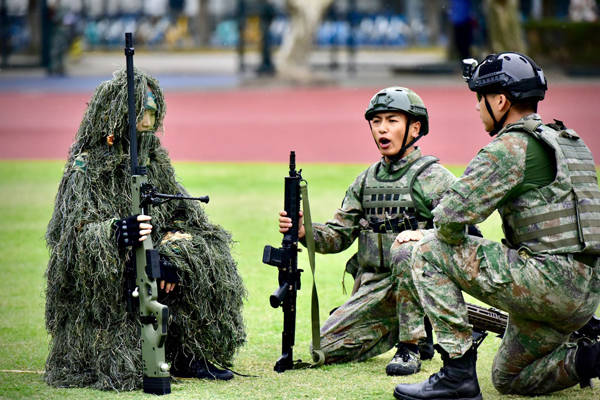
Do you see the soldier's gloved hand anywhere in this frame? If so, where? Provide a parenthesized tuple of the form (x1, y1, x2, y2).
(159, 255, 178, 293)
(114, 214, 152, 248)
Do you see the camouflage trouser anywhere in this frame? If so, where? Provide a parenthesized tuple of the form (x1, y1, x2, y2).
(319, 271, 398, 363)
(319, 241, 427, 364)
(391, 241, 430, 344)
(397, 232, 600, 395)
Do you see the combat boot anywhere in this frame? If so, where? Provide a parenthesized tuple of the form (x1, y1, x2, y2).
(418, 338, 435, 361)
(172, 358, 234, 381)
(386, 342, 421, 376)
(575, 339, 600, 387)
(393, 345, 482, 400)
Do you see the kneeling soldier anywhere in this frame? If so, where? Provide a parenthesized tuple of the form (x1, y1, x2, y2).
(393, 53, 600, 400)
(279, 87, 458, 375)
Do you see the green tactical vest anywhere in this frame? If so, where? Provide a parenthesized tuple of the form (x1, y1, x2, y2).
(500, 119, 600, 255)
(357, 155, 439, 273)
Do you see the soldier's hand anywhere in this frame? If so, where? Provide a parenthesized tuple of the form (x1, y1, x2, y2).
(115, 214, 153, 248)
(160, 280, 177, 293)
(278, 210, 305, 239)
(394, 230, 424, 244)
(159, 255, 178, 294)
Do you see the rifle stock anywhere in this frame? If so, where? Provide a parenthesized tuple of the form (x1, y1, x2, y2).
(263, 151, 303, 372)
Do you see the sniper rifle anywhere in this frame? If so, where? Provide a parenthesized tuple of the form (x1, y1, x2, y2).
(124, 32, 208, 394)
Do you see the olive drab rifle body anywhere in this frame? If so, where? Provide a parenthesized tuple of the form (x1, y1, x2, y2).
(124, 32, 208, 394)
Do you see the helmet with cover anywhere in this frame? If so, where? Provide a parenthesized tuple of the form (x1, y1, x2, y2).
(364, 86, 429, 135)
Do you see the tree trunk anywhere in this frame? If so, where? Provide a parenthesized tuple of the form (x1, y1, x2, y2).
(275, 0, 334, 82)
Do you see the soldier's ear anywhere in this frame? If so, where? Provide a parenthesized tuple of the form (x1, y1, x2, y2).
(497, 94, 511, 112)
(410, 120, 421, 137)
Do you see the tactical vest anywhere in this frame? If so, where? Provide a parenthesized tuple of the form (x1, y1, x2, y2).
(500, 119, 600, 255)
(357, 156, 439, 272)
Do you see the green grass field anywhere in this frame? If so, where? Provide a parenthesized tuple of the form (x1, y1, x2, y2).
(0, 160, 597, 399)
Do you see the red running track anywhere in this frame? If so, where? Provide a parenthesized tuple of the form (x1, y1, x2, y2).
(1, 85, 598, 164)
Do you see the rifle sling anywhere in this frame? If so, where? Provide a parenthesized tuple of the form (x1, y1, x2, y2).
(300, 182, 325, 367)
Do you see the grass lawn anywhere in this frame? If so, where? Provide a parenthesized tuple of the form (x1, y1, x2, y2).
(0, 160, 597, 399)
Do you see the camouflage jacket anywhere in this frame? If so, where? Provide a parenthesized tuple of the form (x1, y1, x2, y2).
(310, 148, 457, 254)
(433, 113, 553, 244)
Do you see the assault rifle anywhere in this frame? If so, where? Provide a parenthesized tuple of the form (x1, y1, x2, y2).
(466, 303, 600, 342)
(124, 32, 208, 394)
(467, 303, 508, 336)
(263, 151, 303, 372)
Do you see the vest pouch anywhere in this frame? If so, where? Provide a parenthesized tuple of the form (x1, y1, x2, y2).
(573, 189, 600, 255)
(358, 231, 396, 273)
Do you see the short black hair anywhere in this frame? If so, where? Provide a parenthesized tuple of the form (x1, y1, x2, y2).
(511, 99, 538, 113)
(498, 91, 538, 113)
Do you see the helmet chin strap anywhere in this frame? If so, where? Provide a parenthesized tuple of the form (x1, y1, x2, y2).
(484, 95, 512, 136)
(390, 118, 426, 161)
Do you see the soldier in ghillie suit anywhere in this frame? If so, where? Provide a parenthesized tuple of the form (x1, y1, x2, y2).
(279, 87, 458, 375)
(45, 69, 246, 390)
(392, 53, 600, 400)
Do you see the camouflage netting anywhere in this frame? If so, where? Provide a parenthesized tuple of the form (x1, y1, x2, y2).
(44, 68, 246, 391)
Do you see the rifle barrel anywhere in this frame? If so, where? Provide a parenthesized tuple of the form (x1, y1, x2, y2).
(124, 32, 139, 175)
(152, 193, 209, 203)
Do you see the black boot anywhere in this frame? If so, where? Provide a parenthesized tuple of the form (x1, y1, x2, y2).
(418, 339, 435, 361)
(419, 317, 435, 361)
(393, 345, 482, 400)
(575, 340, 600, 387)
(172, 358, 234, 381)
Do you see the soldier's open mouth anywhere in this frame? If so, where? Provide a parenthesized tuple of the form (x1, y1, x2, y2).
(379, 138, 391, 146)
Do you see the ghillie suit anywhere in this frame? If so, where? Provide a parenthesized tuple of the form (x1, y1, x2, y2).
(44, 69, 246, 391)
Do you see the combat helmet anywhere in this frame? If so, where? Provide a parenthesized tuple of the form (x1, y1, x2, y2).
(364, 87, 429, 158)
(462, 52, 548, 135)
(364, 86, 429, 135)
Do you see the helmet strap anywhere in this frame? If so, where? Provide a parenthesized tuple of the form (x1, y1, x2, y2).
(393, 117, 425, 161)
(399, 117, 410, 155)
(368, 121, 378, 148)
(368, 118, 425, 161)
(484, 95, 512, 136)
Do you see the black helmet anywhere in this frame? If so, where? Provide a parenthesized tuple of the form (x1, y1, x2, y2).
(462, 52, 547, 102)
(364, 86, 429, 135)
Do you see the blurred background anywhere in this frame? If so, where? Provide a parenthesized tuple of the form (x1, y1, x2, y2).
(1, 0, 599, 78)
(0, 0, 598, 164)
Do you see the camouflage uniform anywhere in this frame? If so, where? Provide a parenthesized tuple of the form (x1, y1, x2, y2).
(310, 148, 457, 363)
(397, 114, 600, 395)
